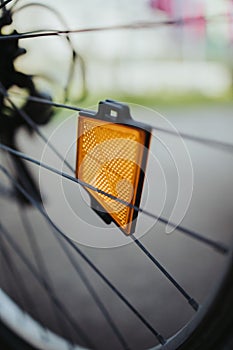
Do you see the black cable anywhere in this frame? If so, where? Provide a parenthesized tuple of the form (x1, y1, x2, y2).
(12, 2, 87, 102)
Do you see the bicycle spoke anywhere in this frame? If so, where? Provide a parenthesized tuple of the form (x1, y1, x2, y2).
(5, 143, 129, 348)
(151, 126, 233, 155)
(19, 199, 129, 348)
(131, 235, 199, 311)
(50, 225, 130, 350)
(0, 238, 14, 293)
(0, 15, 228, 41)
(18, 207, 74, 342)
(0, 143, 229, 255)
(12, 92, 83, 111)
(0, 164, 166, 345)
(9, 92, 233, 155)
(0, 83, 74, 173)
(0, 233, 38, 316)
(0, 236, 22, 302)
(0, 221, 95, 348)
(0, 180, 13, 197)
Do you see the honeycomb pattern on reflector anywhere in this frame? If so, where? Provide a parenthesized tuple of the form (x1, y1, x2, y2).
(76, 116, 149, 234)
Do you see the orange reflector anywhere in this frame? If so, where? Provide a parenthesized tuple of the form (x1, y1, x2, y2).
(76, 100, 151, 235)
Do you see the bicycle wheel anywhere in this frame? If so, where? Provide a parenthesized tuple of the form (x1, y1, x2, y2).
(0, 1, 233, 350)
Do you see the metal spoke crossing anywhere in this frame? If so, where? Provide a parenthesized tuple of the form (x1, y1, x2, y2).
(0, 143, 229, 255)
(0, 83, 74, 173)
(8, 92, 233, 155)
(0, 220, 96, 349)
(0, 164, 166, 345)
(18, 208, 74, 342)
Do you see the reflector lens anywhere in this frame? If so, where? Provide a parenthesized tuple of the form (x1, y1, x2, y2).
(76, 110, 151, 235)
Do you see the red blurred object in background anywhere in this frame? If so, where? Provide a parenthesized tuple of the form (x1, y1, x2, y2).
(149, 0, 173, 16)
(183, 2, 206, 38)
(228, 0, 233, 43)
(195, 3, 206, 38)
(149, 0, 206, 39)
